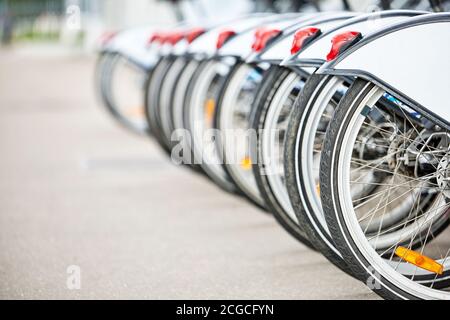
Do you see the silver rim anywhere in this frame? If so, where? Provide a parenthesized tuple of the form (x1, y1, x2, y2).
(172, 60, 199, 144)
(296, 76, 346, 257)
(188, 60, 234, 188)
(159, 58, 187, 142)
(110, 55, 147, 131)
(335, 84, 450, 299)
(220, 64, 266, 206)
(262, 72, 302, 222)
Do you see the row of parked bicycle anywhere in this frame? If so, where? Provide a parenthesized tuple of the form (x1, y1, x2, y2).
(96, 3, 450, 300)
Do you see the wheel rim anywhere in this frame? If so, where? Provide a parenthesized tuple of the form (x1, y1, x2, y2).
(159, 58, 187, 143)
(109, 55, 147, 132)
(336, 84, 450, 299)
(188, 59, 234, 187)
(262, 72, 304, 222)
(146, 58, 171, 135)
(220, 63, 268, 205)
(296, 76, 347, 256)
(171, 60, 199, 152)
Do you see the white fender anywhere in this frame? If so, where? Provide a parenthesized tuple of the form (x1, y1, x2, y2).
(103, 26, 161, 69)
(217, 13, 315, 60)
(185, 14, 273, 58)
(281, 10, 424, 67)
(248, 12, 356, 63)
(318, 13, 450, 126)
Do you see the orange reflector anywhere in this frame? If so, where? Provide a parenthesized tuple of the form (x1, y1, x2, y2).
(240, 157, 253, 170)
(205, 99, 216, 121)
(316, 184, 321, 196)
(126, 106, 145, 118)
(395, 246, 443, 275)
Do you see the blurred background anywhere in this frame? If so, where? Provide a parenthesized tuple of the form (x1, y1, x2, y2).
(0, 0, 376, 51)
(0, 0, 447, 300)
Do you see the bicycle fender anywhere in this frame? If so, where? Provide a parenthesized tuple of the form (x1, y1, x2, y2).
(281, 10, 424, 68)
(319, 13, 450, 127)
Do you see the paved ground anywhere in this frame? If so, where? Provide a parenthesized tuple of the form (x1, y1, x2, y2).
(0, 47, 378, 299)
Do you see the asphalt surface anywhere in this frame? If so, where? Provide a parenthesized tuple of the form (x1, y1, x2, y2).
(0, 47, 378, 299)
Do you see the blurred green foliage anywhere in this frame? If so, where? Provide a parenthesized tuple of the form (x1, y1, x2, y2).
(1, 0, 65, 43)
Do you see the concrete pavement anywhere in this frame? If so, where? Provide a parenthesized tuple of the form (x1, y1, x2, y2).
(0, 47, 378, 299)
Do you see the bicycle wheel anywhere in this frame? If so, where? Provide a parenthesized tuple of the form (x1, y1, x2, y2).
(96, 52, 115, 115)
(144, 56, 175, 154)
(170, 58, 204, 171)
(215, 62, 270, 209)
(157, 56, 189, 149)
(284, 73, 354, 275)
(251, 66, 314, 246)
(321, 78, 450, 299)
(184, 58, 238, 193)
(99, 52, 149, 134)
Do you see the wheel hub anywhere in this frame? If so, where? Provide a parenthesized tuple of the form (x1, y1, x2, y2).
(437, 155, 450, 198)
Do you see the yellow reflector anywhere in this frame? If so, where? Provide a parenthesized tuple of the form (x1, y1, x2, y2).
(240, 157, 252, 170)
(205, 99, 216, 121)
(316, 184, 321, 196)
(126, 106, 145, 117)
(395, 246, 443, 275)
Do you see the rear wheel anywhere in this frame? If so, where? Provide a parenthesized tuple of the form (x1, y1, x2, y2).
(184, 58, 238, 193)
(158, 57, 188, 148)
(99, 52, 149, 134)
(321, 79, 450, 300)
(215, 62, 270, 209)
(285, 74, 354, 275)
(145, 57, 175, 154)
(170, 59, 204, 172)
(252, 66, 313, 247)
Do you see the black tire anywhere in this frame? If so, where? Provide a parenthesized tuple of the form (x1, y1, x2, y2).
(96, 52, 113, 109)
(183, 59, 238, 193)
(214, 61, 268, 211)
(182, 60, 210, 171)
(251, 66, 314, 248)
(144, 56, 175, 155)
(166, 58, 204, 173)
(166, 58, 189, 147)
(320, 78, 450, 300)
(285, 74, 354, 276)
(97, 52, 150, 135)
(157, 56, 190, 150)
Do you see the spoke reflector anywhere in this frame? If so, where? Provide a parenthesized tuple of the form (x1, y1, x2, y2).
(395, 247, 444, 275)
(240, 157, 253, 170)
(205, 99, 216, 121)
(125, 106, 145, 117)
